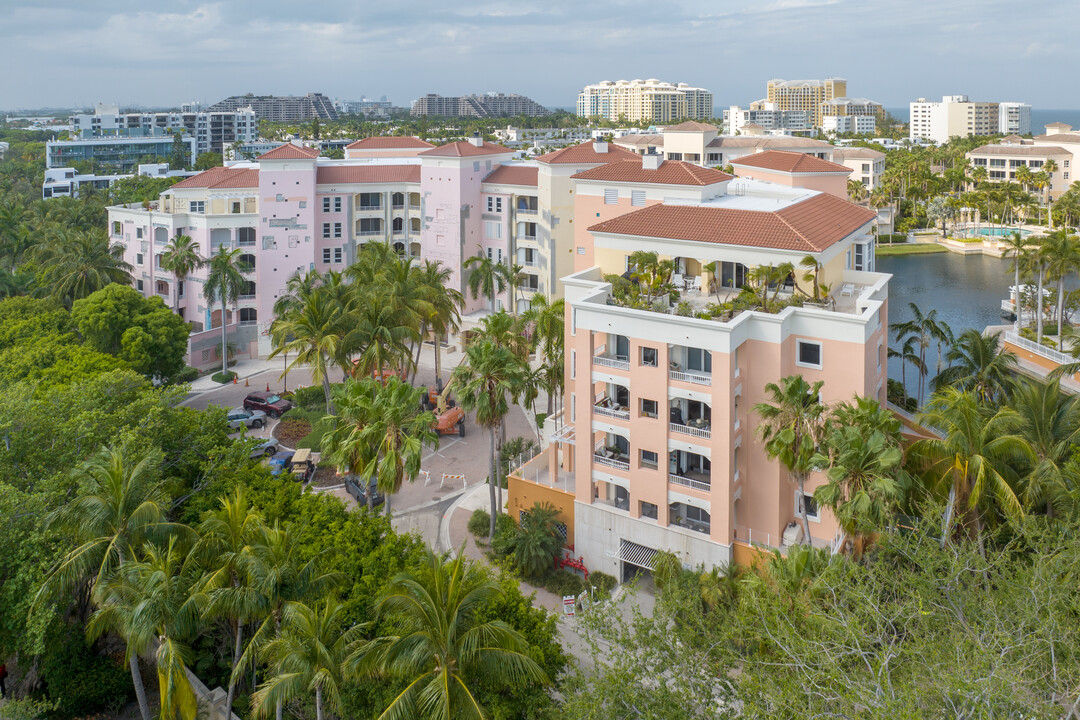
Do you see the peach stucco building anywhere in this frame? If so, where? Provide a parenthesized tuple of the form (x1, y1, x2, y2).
(509, 153, 887, 578)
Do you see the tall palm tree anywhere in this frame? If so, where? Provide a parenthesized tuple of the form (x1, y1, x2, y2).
(1043, 158, 1059, 227)
(238, 523, 345, 720)
(348, 301, 415, 384)
(912, 388, 1032, 547)
(753, 375, 828, 545)
(1010, 378, 1080, 517)
(269, 287, 346, 413)
(322, 377, 438, 513)
(627, 250, 674, 305)
(344, 548, 547, 720)
(450, 340, 526, 539)
(159, 234, 204, 316)
(504, 261, 527, 316)
(1000, 231, 1029, 325)
(522, 295, 565, 418)
(932, 329, 1018, 404)
(413, 260, 463, 390)
(894, 304, 952, 405)
(1041, 227, 1080, 334)
(35, 447, 181, 720)
(194, 489, 267, 717)
(203, 246, 250, 377)
(29, 228, 133, 307)
(475, 310, 531, 360)
(252, 599, 359, 720)
(464, 250, 507, 311)
(88, 537, 203, 720)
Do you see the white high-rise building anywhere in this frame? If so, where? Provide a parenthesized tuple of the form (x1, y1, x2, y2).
(908, 95, 1023, 144)
(998, 102, 1032, 135)
(577, 79, 713, 122)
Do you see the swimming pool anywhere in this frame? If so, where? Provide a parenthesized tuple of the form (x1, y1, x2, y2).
(976, 227, 1031, 236)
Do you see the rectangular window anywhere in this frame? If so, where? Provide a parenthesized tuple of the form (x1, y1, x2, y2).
(136, 253, 143, 265)
(487, 197, 494, 212)
(333, 247, 343, 264)
(358, 218, 382, 235)
(231, 201, 241, 214)
(322, 197, 331, 213)
(667, 152, 683, 161)
(190, 201, 205, 213)
(334, 197, 342, 212)
(570, 392, 576, 422)
(238, 227, 256, 246)
(570, 350, 576, 380)
(640, 450, 658, 469)
(797, 492, 820, 521)
(604, 189, 618, 205)
(322, 248, 331, 264)
(137, 279, 144, 291)
(796, 340, 823, 369)
(640, 399, 658, 418)
(641, 346, 658, 367)
(358, 193, 381, 209)
(473, 161, 480, 172)
(484, 221, 502, 239)
(631, 190, 646, 207)
(640, 500, 658, 519)
(322, 222, 331, 239)
(333, 222, 342, 238)
(136, 227, 143, 239)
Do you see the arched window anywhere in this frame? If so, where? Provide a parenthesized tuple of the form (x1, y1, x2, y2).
(393, 242, 405, 254)
(410, 217, 420, 234)
(111, 221, 121, 236)
(239, 253, 255, 271)
(239, 308, 258, 326)
(392, 192, 405, 209)
(392, 217, 404, 233)
(241, 280, 256, 298)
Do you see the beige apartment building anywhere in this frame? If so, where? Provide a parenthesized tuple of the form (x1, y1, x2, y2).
(833, 146, 886, 189)
(764, 78, 847, 127)
(966, 123, 1079, 201)
(909, 95, 1001, 144)
(577, 79, 713, 123)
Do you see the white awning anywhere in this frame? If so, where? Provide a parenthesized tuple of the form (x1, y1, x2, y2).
(619, 539, 658, 570)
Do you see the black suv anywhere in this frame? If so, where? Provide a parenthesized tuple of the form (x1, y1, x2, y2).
(345, 476, 385, 508)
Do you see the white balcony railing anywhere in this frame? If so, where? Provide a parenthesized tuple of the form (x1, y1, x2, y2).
(521, 259, 538, 267)
(1004, 331, 1076, 366)
(593, 355, 630, 371)
(669, 473, 711, 492)
(593, 454, 630, 471)
(669, 370, 712, 386)
(594, 405, 630, 421)
(670, 422, 711, 439)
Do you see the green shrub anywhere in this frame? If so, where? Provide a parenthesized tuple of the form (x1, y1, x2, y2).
(211, 370, 236, 384)
(172, 365, 199, 384)
(676, 301, 694, 317)
(491, 512, 519, 560)
(541, 569, 586, 597)
(292, 384, 329, 411)
(468, 508, 491, 536)
(40, 627, 133, 718)
(589, 571, 617, 598)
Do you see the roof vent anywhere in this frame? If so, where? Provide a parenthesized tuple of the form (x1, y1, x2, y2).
(469, 132, 483, 147)
(593, 140, 608, 153)
(642, 153, 662, 170)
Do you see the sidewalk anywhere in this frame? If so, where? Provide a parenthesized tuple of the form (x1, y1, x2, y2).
(187, 356, 289, 393)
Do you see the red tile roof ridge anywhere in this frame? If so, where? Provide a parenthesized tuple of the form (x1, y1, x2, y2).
(257, 144, 320, 160)
(482, 165, 539, 186)
(345, 136, 435, 150)
(731, 150, 851, 174)
(535, 140, 639, 164)
(418, 140, 513, 157)
(571, 159, 732, 186)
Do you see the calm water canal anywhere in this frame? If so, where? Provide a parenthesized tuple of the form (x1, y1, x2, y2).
(878, 252, 1012, 398)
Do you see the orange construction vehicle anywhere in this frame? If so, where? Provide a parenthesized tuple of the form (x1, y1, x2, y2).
(430, 382, 465, 437)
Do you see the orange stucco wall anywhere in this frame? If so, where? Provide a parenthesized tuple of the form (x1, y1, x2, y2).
(507, 475, 577, 546)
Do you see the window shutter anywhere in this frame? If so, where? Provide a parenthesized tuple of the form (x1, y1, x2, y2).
(604, 189, 618, 204)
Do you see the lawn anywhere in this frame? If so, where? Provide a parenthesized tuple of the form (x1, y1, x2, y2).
(876, 243, 949, 256)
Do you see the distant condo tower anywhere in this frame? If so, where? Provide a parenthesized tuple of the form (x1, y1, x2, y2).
(410, 93, 551, 118)
(209, 93, 339, 122)
(577, 79, 713, 122)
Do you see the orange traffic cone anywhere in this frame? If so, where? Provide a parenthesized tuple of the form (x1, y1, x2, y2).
(232, 376, 237, 385)
(245, 378, 249, 387)
(266, 382, 271, 392)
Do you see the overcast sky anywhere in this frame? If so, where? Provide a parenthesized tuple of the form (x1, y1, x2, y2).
(2, 0, 1077, 112)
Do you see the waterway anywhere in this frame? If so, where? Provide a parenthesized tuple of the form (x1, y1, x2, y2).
(878, 252, 1012, 400)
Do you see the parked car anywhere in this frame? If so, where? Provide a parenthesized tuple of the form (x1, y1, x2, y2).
(243, 392, 294, 418)
(345, 475, 384, 508)
(227, 407, 267, 431)
(249, 437, 280, 459)
(267, 450, 295, 476)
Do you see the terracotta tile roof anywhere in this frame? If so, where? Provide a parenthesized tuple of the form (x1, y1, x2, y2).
(614, 134, 664, 147)
(170, 167, 259, 189)
(482, 165, 538, 187)
(832, 147, 885, 160)
(969, 144, 1068, 156)
(663, 120, 719, 132)
(1000, 134, 1025, 144)
(418, 140, 512, 157)
(571, 159, 732, 186)
(536, 141, 639, 165)
(587, 193, 875, 253)
(257, 144, 320, 160)
(1033, 133, 1080, 144)
(1045, 122, 1072, 128)
(316, 165, 421, 184)
(707, 136, 834, 149)
(731, 150, 851, 174)
(345, 136, 434, 150)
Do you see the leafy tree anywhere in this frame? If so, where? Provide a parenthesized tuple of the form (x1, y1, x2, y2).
(345, 548, 547, 720)
(464, 250, 507, 311)
(753, 375, 828, 544)
(28, 228, 133, 307)
(194, 152, 224, 170)
(72, 284, 190, 382)
(1010, 378, 1080, 516)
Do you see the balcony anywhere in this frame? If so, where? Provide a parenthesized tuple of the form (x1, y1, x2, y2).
(521, 258, 538, 267)
(669, 368, 711, 386)
(593, 454, 629, 472)
(516, 207, 537, 216)
(513, 452, 573, 492)
(593, 354, 629, 371)
(594, 403, 629, 421)
(670, 422, 711, 440)
(668, 473, 711, 492)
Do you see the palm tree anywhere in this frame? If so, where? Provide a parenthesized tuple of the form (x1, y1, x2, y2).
(513, 501, 564, 577)
(1000, 231, 1029, 325)
(414, 260, 463, 390)
(464, 250, 507, 311)
(893, 304, 952, 405)
(194, 489, 267, 717)
(344, 548, 547, 720)
(322, 377, 438, 513)
(251, 599, 359, 720)
(159, 234, 203, 316)
(1041, 227, 1080, 334)
(847, 179, 868, 203)
(269, 287, 346, 413)
(504, 262, 527, 316)
(798, 255, 823, 301)
(450, 340, 526, 539)
(238, 523, 345, 720)
(627, 250, 674, 305)
(1010, 378, 1080, 517)
(29, 228, 133, 307)
(1023, 237, 1051, 344)
(348, 300, 416, 383)
(88, 537, 203, 720)
(1043, 158, 1059, 227)
(203, 246, 250, 377)
(912, 388, 1032, 547)
(933, 329, 1018, 403)
(522, 295, 565, 418)
(753, 375, 828, 545)
(475, 310, 531, 360)
(36, 447, 180, 720)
